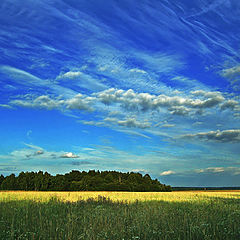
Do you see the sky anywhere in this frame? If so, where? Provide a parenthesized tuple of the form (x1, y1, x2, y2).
(0, 0, 240, 187)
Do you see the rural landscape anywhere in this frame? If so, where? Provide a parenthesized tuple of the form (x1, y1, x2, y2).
(0, 188, 240, 239)
(1, 0, 240, 239)
(0, 171, 240, 239)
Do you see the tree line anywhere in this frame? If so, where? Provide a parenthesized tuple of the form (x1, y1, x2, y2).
(0, 170, 171, 191)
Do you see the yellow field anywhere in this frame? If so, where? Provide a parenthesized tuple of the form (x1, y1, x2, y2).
(1, 190, 240, 239)
(1, 190, 239, 203)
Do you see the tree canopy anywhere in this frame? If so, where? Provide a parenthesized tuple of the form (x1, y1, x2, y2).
(0, 170, 171, 192)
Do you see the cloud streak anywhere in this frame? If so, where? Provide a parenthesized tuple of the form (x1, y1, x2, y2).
(182, 129, 240, 143)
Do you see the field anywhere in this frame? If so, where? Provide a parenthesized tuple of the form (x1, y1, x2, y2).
(0, 191, 240, 240)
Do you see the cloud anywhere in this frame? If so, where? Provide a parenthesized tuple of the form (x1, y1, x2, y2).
(195, 167, 240, 175)
(191, 90, 223, 98)
(182, 129, 240, 143)
(58, 71, 83, 79)
(60, 152, 79, 158)
(169, 106, 190, 116)
(65, 94, 95, 111)
(105, 117, 151, 129)
(118, 118, 150, 129)
(161, 124, 175, 128)
(9, 88, 235, 119)
(71, 161, 92, 165)
(131, 169, 147, 173)
(0, 65, 41, 83)
(11, 94, 94, 112)
(10, 145, 46, 159)
(23, 143, 43, 151)
(11, 95, 64, 110)
(195, 167, 225, 173)
(56, 71, 107, 91)
(8, 144, 81, 162)
(129, 68, 147, 74)
(96, 88, 225, 113)
(0, 167, 17, 172)
(160, 170, 176, 176)
(221, 65, 240, 90)
(0, 65, 76, 97)
(116, 129, 152, 139)
(80, 120, 105, 127)
(0, 104, 13, 109)
(221, 100, 239, 110)
(221, 65, 240, 79)
(34, 150, 44, 155)
(7, 88, 239, 141)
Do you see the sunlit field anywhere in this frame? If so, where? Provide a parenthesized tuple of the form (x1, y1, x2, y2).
(1, 190, 240, 203)
(0, 191, 240, 239)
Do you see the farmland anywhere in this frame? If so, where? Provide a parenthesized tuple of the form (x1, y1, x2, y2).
(0, 191, 240, 239)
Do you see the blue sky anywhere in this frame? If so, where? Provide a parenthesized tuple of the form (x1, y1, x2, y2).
(0, 0, 240, 186)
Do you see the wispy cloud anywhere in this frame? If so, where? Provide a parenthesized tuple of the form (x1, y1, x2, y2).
(195, 167, 240, 175)
(182, 129, 240, 143)
(0, 65, 76, 97)
(104, 117, 151, 129)
(56, 70, 107, 91)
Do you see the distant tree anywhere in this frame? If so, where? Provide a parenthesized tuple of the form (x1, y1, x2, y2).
(17, 172, 28, 190)
(1, 174, 16, 190)
(1, 170, 172, 192)
(0, 174, 5, 189)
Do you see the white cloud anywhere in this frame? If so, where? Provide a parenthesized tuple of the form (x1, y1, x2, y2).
(57, 71, 107, 91)
(84, 120, 106, 127)
(7, 88, 240, 141)
(65, 94, 95, 111)
(58, 71, 82, 79)
(129, 68, 147, 74)
(196, 167, 225, 173)
(0, 65, 76, 97)
(221, 65, 240, 90)
(0, 104, 13, 109)
(96, 88, 225, 113)
(105, 117, 151, 129)
(221, 65, 240, 79)
(11, 95, 64, 110)
(131, 169, 147, 173)
(183, 129, 240, 143)
(11, 94, 94, 112)
(60, 152, 79, 158)
(195, 167, 240, 175)
(160, 170, 176, 176)
(9, 88, 236, 118)
(116, 129, 152, 139)
(191, 90, 223, 98)
(221, 100, 239, 110)
(0, 65, 41, 83)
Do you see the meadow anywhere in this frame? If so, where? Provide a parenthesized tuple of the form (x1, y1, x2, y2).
(0, 191, 240, 240)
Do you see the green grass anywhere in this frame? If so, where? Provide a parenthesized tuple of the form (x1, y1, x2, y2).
(0, 194, 240, 240)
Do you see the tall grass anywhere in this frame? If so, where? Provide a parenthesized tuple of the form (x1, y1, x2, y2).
(0, 191, 239, 239)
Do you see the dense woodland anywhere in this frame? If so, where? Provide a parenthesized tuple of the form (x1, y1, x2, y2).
(0, 170, 172, 191)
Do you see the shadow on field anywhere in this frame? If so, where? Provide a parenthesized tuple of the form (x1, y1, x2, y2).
(0, 196, 239, 240)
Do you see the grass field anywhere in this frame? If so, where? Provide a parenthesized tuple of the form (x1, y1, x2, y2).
(0, 191, 240, 239)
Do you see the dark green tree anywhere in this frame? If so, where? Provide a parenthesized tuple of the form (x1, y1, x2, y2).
(0, 174, 5, 189)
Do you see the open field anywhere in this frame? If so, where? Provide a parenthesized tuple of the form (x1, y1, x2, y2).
(0, 191, 240, 239)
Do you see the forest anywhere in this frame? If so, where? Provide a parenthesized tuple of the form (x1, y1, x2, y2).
(0, 170, 172, 192)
